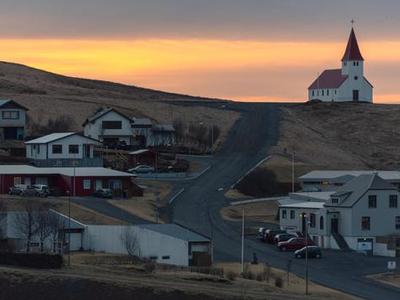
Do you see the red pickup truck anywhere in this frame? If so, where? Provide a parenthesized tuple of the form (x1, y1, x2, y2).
(277, 237, 314, 251)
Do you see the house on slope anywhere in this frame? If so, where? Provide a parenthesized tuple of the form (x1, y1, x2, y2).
(83, 108, 133, 147)
(25, 132, 102, 167)
(280, 173, 400, 257)
(308, 27, 373, 102)
(0, 99, 28, 141)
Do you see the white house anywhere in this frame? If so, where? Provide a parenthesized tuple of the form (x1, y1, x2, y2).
(83, 108, 133, 146)
(0, 210, 212, 267)
(308, 27, 373, 102)
(0, 99, 28, 141)
(280, 173, 400, 257)
(25, 132, 102, 167)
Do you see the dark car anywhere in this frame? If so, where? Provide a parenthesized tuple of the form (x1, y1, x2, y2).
(9, 184, 27, 196)
(274, 233, 297, 244)
(295, 246, 322, 259)
(278, 237, 314, 251)
(93, 188, 113, 199)
(264, 229, 286, 243)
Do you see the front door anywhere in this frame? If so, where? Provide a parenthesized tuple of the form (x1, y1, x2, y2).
(352, 90, 359, 101)
(331, 218, 339, 234)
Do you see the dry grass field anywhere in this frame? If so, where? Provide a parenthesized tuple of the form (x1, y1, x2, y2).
(108, 180, 172, 223)
(0, 252, 356, 300)
(221, 200, 279, 224)
(0, 61, 240, 147)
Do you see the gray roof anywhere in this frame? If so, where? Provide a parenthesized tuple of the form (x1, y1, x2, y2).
(300, 170, 400, 182)
(0, 99, 10, 106)
(25, 132, 75, 144)
(330, 173, 397, 207)
(0, 99, 28, 110)
(83, 107, 131, 126)
(138, 224, 209, 242)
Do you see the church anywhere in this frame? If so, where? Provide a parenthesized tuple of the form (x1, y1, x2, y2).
(308, 27, 373, 103)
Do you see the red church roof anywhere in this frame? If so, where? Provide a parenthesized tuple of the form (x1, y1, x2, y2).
(341, 28, 364, 61)
(308, 69, 348, 90)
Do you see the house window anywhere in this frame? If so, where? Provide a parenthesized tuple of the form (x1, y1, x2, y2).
(331, 197, 339, 204)
(390, 195, 398, 208)
(1, 111, 19, 119)
(396, 216, 400, 230)
(368, 195, 377, 208)
(361, 216, 370, 231)
(102, 121, 122, 129)
(290, 210, 295, 219)
(69, 145, 79, 154)
(310, 213, 316, 228)
(320, 216, 324, 230)
(83, 179, 91, 190)
(162, 256, 170, 260)
(52, 144, 62, 154)
(281, 209, 287, 219)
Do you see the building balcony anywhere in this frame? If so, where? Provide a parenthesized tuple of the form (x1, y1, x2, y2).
(31, 157, 103, 168)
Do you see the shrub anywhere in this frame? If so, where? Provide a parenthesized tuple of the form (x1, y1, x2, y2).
(0, 252, 63, 269)
(242, 270, 254, 280)
(143, 262, 156, 273)
(225, 271, 237, 281)
(275, 277, 283, 288)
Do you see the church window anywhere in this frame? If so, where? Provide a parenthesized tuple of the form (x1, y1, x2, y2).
(353, 61, 356, 66)
(354, 76, 358, 80)
(344, 62, 347, 66)
(322, 90, 324, 96)
(312, 90, 314, 96)
(335, 90, 337, 94)
(327, 90, 329, 96)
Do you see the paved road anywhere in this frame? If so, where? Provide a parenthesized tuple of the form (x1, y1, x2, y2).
(171, 102, 400, 300)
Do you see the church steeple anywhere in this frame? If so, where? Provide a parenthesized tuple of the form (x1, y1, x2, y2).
(341, 28, 364, 61)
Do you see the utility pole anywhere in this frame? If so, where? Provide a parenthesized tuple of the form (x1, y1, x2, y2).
(291, 150, 295, 193)
(241, 208, 245, 274)
(67, 190, 71, 267)
(305, 214, 309, 295)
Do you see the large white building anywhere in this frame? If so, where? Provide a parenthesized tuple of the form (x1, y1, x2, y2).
(308, 27, 373, 102)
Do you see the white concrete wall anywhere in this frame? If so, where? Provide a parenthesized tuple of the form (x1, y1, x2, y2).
(84, 225, 191, 266)
(84, 111, 132, 145)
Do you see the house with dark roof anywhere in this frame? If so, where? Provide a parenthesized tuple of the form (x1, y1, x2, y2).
(0, 99, 28, 141)
(25, 132, 102, 167)
(279, 173, 400, 257)
(83, 107, 133, 147)
(308, 27, 373, 102)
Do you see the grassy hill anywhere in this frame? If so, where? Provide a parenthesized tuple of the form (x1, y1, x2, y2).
(0, 61, 239, 144)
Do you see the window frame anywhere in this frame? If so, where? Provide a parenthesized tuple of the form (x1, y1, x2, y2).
(389, 195, 398, 208)
(83, 179, 91, 190)
(368, 195, 377, 208)
(102, 120, 122, 130)
(290, 210, 295, 219)
(2, 110, 20, 120)
(361, 216, 371, 231)
(69, 144, 79, 154)
(52, 144, 63, 154)
(281, 209, 287, 219)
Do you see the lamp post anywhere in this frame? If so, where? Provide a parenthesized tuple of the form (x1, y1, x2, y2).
(66, 190, 71, 267)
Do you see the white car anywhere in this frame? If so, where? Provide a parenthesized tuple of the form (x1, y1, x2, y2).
(128, 165, 155, 174)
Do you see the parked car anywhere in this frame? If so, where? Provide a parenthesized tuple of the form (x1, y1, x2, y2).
(32, 184, 50, 197)
(93, 188, 113, 199)
(21, 186, 40, 197)
(8, 184, 28, 195)
(295, 246, 322, 259)
(278, 237, 314, 251)
(257, 227, 267, 240)
(274, 233, 297, 244)
(264, 229, 286, 243)
(128, 165, 155, 174)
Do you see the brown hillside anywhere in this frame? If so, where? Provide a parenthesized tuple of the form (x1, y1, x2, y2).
(270, 102, 400, 178)
(0, 61, 239, 142)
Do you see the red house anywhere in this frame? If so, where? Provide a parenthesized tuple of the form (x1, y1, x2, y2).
(0, 165, 143, 197)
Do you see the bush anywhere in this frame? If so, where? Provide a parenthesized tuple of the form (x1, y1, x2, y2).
(143, 262, 156, 273)
(0, 252, 63, 269)
(225, 271, 237, 281)
(275, 277, 283, 288)
(242, 270, 254, 280)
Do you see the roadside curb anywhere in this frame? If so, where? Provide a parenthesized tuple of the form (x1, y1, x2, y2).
(168, 188, 185, 204)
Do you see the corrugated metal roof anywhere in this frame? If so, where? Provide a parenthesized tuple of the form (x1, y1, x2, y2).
(138, 224, 209, 242)
(25, 132, 76, 144)
(299, 170, 400, 181)
(0, 165, 133, 177)
(290, 191, 334, 202)
(309, 69, 348, 90)
(280, 202, 325, 209)
(132, 117, 153, 126)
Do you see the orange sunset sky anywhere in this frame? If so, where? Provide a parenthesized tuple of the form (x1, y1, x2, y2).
(1, 0, 400, 103)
